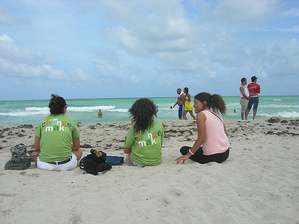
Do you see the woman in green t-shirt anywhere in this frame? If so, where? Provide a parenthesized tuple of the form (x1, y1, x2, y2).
(124, 98, 164, 166)
(30, 94, 82, 171)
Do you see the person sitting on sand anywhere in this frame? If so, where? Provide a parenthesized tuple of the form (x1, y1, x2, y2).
(183, 87, 196, 120)
(97, 109, 103, 118)
(30, 94, 82, 171)
(175, 92, 229, 164)
(124, 98, 164, 167)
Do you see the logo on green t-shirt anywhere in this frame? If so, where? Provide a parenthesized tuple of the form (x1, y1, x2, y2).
(135, 129, 162, 146)
(42, 117, 72, 133)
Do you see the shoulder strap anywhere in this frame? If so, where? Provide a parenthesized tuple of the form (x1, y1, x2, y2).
(207, 110, 223, 123)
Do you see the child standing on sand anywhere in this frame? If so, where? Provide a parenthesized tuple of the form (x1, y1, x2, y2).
(124, 98, 164, 167)
(175, 92, 229, 164)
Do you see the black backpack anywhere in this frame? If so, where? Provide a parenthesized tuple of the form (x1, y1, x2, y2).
(79, 150, 112, 175)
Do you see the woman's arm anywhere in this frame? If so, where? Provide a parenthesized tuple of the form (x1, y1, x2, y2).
(175, 112, 206, 164)
(72, 138, 83, 161)
(223, 123, 227, 136)
(71, 138, 80, 151)
(34, 136, 41, 150)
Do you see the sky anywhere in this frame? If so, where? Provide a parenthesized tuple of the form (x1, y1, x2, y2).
(0, 0, 298, 101)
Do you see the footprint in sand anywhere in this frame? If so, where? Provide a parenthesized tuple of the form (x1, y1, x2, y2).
(166, 188, 184, 198)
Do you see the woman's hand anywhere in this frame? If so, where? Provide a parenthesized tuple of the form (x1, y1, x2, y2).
(124, 147, 132, 154)
(175, 153, 191, 164)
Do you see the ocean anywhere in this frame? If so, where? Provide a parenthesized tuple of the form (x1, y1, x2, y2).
(0, 96, 298, 126)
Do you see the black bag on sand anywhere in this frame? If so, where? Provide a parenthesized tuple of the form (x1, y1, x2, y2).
(5, 143, 39, 170)
(79, 150, 112, 175)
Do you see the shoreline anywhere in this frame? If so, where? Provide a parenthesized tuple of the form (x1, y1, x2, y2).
(1, 119, 299, 223)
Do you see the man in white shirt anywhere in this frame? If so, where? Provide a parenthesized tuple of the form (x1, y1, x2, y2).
(172, 88, 185, 120)
(239, 78, 249, 120)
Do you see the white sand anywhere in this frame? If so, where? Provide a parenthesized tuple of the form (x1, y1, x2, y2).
(0, 119, 299, 224)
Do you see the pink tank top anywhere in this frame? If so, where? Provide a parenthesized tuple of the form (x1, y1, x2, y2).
(201, 110, 230, 155)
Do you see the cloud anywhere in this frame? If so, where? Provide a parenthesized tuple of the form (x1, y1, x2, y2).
(0, 34, 13, 41)
(130, 75, 138, 83)
(0, 34, 58, 65)
(68, 68, 92, 82)
(100, 1, 196, 54)
(269, 26, 299, 33)
(0, 34, 92, 82)
(199, 0, 278, 27)
(248, 38, 299, 78)
(0, 58, 66, 80)
(280, 8, 299, 17)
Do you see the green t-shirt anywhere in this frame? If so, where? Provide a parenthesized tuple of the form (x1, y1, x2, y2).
(125, 120, 164, 166)
(35, 114, 80, 162)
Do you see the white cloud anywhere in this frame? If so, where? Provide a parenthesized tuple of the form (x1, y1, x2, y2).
(280, 8, 299, 17)
(0, 34, 84, 81)
(69, 68, 92, 82)
(0, 58, 66, 80)
(200, 0, 278, 26)
(130, 75, 138, 83)
(0, 34, 13, 41)
(271, 26, 299, 33)
(0, 34, 58, 65)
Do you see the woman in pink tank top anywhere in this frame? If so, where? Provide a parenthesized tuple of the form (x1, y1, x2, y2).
(175, 92, 230, 164)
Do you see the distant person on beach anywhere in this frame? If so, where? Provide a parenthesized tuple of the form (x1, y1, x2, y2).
(175, 92, 230, 164)
(239, 77, 249, 120)
(172, 88, 185, 120)
(97, 109, 103, 118)
(30, 94, 82, 171)
(183, 87, 196, 120)
(245, 76, 260, 120)
(124, 98, 164, 167)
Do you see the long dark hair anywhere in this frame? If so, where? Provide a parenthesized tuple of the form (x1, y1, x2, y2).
(129, 98, 158, 133)
(194, 92, 226, 115)
(184, 87, 189, 95)
(48, 94, 67, 115)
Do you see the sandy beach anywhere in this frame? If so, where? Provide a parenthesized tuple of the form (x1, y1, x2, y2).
(0, 119, 299, 224)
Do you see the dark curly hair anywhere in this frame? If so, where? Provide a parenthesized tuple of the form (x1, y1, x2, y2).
(48, 94, 67, 115)
(129, 98, 158, 133)
(195, 92, 226, 115)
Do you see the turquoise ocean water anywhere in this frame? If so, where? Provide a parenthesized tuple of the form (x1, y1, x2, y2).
(0, 96, 298, 126)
